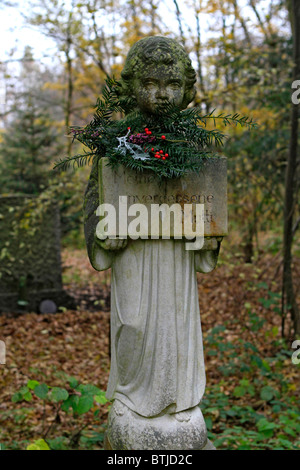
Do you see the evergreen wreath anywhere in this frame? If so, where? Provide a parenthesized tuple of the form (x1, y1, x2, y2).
(54, 77, 257, 179)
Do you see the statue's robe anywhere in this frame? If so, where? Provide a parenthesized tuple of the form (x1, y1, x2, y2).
(84, 159, 219, 418)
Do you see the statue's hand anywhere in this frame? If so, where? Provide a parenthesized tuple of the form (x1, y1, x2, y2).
(201, 236, 223, 251)
(195, 237, 223, 273)
(96, 237, 128, 251)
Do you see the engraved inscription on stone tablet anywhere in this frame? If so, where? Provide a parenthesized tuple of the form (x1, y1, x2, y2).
(99, 157, 227, 238)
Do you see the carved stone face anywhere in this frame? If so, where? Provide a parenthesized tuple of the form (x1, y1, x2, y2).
(133, 62, 186, 115)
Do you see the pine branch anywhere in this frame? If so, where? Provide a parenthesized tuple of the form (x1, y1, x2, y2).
(53, 153, 96, 171)
(54, 77, 258, 179)
(197, 109, 258, 129)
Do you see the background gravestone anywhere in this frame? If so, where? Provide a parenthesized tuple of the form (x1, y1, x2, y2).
(0, 195, 74, 314)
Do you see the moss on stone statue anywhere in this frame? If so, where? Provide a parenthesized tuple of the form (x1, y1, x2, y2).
(116, 36, 197, 114)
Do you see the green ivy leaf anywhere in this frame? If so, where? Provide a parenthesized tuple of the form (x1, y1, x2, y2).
(49, 387, 69, 403)
(34, 384, 49, 400)
(27, 380, 40, 390)
(77, 384, 101, 396)
(23, 391, 33, 402)
(27, 439, 50, 451)
(46, 437, 68, 451)
(233, 386, 246, 397)
(12, 392, 23, 403)
(68, 377, 79, 389)
(205, 416, 213, 431)
(260, 386, 276, 402)
(256, 418, 277, 438)
(61, 395, 79, 413)
(94, 391, 108, 405)
(76, 395, 94, 415)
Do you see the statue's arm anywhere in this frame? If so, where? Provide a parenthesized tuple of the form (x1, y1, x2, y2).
(194, 237, 222, 273)
(83, 158, 113, 271)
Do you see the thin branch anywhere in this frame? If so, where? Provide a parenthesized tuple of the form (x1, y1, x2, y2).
(249, 0, 269, 40)
(292, 216, 300, 237)
(173, 0, 186, 46)
(232, 0, 252, 46)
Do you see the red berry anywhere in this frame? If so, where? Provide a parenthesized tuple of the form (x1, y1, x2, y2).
(159, 150, 163, 154)
(151, 148, 154, 151)
(145, 128, 149, 132)
(165, 153, 169, 157)
(161, 135, 166, 140)
(127, 127, 131, 130)
(162, 156, 166, 160)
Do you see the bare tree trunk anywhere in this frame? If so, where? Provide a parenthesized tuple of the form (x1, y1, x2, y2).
(222, 13, 230, 90)
(65, 14, 73, 157)
(244, 224, 254, 263)
(282, 0, 300, 337)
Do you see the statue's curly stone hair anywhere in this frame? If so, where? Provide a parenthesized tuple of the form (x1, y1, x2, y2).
(117, 36, 197, 113)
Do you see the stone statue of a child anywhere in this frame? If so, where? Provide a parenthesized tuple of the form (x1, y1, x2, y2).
(84, 36, 221, 450)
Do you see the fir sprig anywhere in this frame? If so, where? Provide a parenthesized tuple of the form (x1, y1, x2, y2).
(54, 152, 95, 172)
(54, 77, 258, 179)
(197, 109, 257, 129)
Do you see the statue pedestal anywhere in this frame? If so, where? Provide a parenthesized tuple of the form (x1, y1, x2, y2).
(105, 400, 215, 450)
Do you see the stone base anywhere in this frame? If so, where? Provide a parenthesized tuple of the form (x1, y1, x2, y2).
(105, 400, 213, 450)
(202, 439, 216, 450)
(104, 435, 215, 451)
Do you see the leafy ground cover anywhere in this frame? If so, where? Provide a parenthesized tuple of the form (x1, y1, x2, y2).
(0, 243, 299, 450)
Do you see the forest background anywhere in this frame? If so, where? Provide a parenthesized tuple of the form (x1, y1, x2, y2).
(0, 0, 299, 451)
